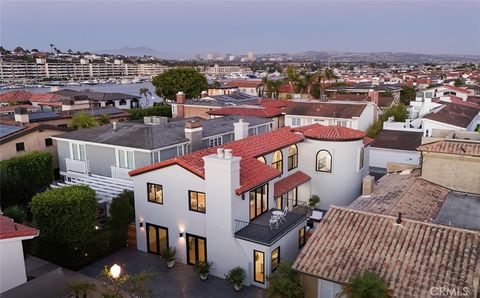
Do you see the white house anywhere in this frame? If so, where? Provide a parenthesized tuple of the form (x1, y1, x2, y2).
(369, 130, 422, 170)
(129, 124, 371, 288)
(284, 101, 376, 132)
(0, 216, 39, 294)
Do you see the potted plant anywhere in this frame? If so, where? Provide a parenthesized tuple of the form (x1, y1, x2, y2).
(194, 261, 212, 280)
(161, 247, 176, 269)
(308, 195, 320, 210)
(225, 266, 246, 291)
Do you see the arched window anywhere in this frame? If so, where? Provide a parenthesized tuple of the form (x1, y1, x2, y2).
(359, 147, 364, 170)
(316, 150, 332, 173)
(257, 156, 266, 163)
(271, 150, 283, 174)
(288, 145, 298, 171)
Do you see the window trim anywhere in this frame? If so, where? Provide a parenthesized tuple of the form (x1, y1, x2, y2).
(208, 136, 222, 147)
(271, 150, 283, 175)
(186, 233, 207, 265)
(15, 142, 25, 152)
(287, 144, 298, 171)
(147, 182, 163, 204)
(116, 148, 135, 169)
(70, 142, 86, 161)
(188, 190, 206, 213)
(253, 250, 265, 284)
(315, 150, 332, 173)
(271, 246, 280, 273)
(298, 226, 306, 248)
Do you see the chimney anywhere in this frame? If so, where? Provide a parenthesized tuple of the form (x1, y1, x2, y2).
(224, 149, 233, 159)
(176, 91, 186, 104)
(362, 175, 375, 196)
(369, 91, 379, 106)
(185, 120, 203, 152)
(217, 148, 225, 158)
(201, 91, 208, 98)
(14, 107, 29, 123)
(233, 119, 249, 140)
(113, 122, 117, 131)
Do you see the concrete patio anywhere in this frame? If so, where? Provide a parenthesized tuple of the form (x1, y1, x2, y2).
(80, 247, 267, 298)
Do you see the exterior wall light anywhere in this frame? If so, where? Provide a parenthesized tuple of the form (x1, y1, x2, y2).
(179, 232, 184, 238)
(139, 220, 144, 228)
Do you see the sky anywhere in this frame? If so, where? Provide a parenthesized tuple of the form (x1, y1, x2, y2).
(1, 0, 479, 58)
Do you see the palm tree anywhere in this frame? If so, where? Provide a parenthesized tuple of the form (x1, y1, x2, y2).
(267, 80, 283, 99)
(139, 87, 152, 107)
(256, 76, 269, 98)
(285, 66, 299, 97)
(340, 271, 393, 298)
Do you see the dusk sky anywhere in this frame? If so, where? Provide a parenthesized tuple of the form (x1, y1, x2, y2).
(1, 1, 479, 58)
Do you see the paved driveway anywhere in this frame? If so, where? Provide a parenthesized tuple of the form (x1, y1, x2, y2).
(80, 247, 267, 298)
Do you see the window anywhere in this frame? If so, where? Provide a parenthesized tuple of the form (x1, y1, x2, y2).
(208, 137, 222, 147)
(186, 234, 207, 265)
(189, 191, 206, 213)
(359, 147, 365, 170)
(298, 227, 306, 248)
(249, 183, 268, 220)
(316, 150, 332, 173)
(271, 150, 283, 174)
(254, 250, 265, 283)
(292, 118, 301, 126)
(288, 145, 298, 170)
(271, 247, 280, 272)
(71, 143, 85, 161)
(147, 224, 168, 255)
(119, 99, 127, 106)
(276, 187, 297, 210)
(15, 142, 25, 152)
(257, 156, 266, 163)
(147, 183, 163, 204)
(152, 151, 160, 163)
(45, 138, 53, 147)
(117, 149, 134, 169)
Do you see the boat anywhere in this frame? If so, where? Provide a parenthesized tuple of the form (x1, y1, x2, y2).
(44, 81, 65, 87)
(81, 79, 99, 85)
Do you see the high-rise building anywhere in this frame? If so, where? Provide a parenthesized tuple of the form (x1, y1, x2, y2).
(247, 51, 254, 61)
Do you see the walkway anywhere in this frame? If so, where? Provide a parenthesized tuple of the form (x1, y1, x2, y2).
(80, 247, 267, 298)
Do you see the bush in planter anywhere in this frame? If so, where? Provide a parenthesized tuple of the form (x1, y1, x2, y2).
(267, 261, 304, 298)
(194, 261, 212, 280)
(161, 247, 176, 268)
(2, 205, 27, 223)
(225, 266, 246, 291)
(308, 195, 320, 209)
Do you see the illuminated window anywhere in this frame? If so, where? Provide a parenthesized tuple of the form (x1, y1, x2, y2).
(271, 150, 283, 174)
(257, 156, 266, 163)
(271, 247, 280, 272)
(298, 227, 306, 248)
(254, 250, 265, 283)
(189, 191, 206, 213)
(316, 150, 332, 173)
(147, 183, 163, 204)
(249, 183, 268, 220)
(288, 145, 298, 170)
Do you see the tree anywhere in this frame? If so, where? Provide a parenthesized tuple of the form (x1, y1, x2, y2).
(70, 112, 98, 129)
(98, 113, 110, 125)
(109, 191, 134, 230)
(13, 46, 24, 53)
(139, 87, 152, 107)
(2, 206, 27, 223)
(400, 86, 416, 105)
(151, 67, 208, 101)
(267, 262, 304, 298)
(211, 80, 221, 88)
(366, 104, 407, 137)
(285, 66, 300, 95)
(454, 77, 465, 87)
(30, 185, 97, 245)
(340, 271, 392, 298)
(127, 105, 172, 120)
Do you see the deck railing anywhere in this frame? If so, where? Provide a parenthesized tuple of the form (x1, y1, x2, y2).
(110, 165, 133, 181)
(65, 158, 90, 175)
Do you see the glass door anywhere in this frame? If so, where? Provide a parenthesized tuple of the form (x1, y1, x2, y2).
(186, 234, 207, 265)
(146, 223, 169, 255)
(254, 250, 265, 283)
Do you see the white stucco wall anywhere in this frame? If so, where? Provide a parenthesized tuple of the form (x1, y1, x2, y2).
(0, 239, 28, 293)
(318, 279, 344, 298)
(369, 148, 420, 169)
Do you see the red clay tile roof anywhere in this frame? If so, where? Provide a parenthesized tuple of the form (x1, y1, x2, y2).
(417, 140, 480, 157)
(285, 101, 367, 118)
(292, 207, 480, 298)
(225, 80, 262, 88)
(0, 216, 39, 240)
(294, 124, 365, 141)
(206, 106, 283, 118)
(0, 90, 63, 103)
(273, 171, 311, 198)
(423, 103, 479, 128)
(433, 95, 480, 109)
(363, 137, 375, 147)
(0, 104, 40, 113)
(130, 127, 304, 194)
(257, 99, 288, 108)
(441, 85, 470, 94)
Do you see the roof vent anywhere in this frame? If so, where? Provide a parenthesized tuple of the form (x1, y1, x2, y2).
(217, 148, 224, 158)
(113, 122, 117, 131)
(396, 212, 402, 225)
(224, 149, 233, 159)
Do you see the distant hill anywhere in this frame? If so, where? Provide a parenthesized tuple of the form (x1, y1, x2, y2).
(96, 47, 178, 59)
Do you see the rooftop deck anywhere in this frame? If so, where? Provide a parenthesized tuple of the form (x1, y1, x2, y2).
(234, 203, 310, 246)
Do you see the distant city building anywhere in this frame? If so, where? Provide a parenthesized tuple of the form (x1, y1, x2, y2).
(247, 51, 254, 61)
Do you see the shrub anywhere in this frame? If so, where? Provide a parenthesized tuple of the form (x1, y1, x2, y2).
(0, 152, 53, 209)
(366, 119, 384, 138)
(340, 271, 393, 298)
(109, 191, 134, 230)
(161, 247, 176, 262)
(70, 112, 98, 129)
(267, 262, 304, 298)
(128, 105, 172, 120)
(30, 185, 97, 245)
(194, 261, 212, 275)
(2, 205, 27, 223)
(225, 266, 246, 286)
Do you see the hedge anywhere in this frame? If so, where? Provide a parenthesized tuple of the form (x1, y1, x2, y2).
(30, 185, 97, 245)
(128, 105, 172, 120)
(0, 152, 53, 209)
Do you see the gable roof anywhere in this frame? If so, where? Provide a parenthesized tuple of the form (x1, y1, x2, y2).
(371, 130, 423, 151)
(284, 102, 367, 119)
(0, 123, 72, 144)
(50, 89, 140, 101)
(292, 207, 480, 298)
(417, 139, 480, 157)
(423, 103, 479, 128)
(0, 216, 39, 240)
(129, 127, 305, 194)
(273, 171, 311, 198)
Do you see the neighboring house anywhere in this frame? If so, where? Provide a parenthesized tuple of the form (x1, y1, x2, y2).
(0, 216, 39, 294)
(225, 80, 261, 96)
(171, 91, 260, 119)
(0, 121, 71, 177)
(417, 85, 472, 101)
(369, 130, 423, 170)
(0, 104, 39, 115)
(51, 116, 273, 202)
(329, 90, 397, 111)
(128, 124, 371, 288)
(0, 90, 65, 107)
(49, 89, 141, 110)
(284, 101, 376, 131)
(421, 103, 480, 136)
(292, 206, 479, 298)
(325, 83, 402, 101)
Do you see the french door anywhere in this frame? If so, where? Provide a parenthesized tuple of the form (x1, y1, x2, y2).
(186, 234, 207, 265)
(146, 223, 169, 255)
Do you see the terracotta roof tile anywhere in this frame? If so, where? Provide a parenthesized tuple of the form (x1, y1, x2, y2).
(294, 124, 365, 141)
(0, 90, 63, 103)
(273, 171, 311, 198)
(417, 140, 480, 157)
(292, 207, 480, 298)
(0, 216, 39, 239)
(206, 106, 283, 118)
(225, 80, 262, 88)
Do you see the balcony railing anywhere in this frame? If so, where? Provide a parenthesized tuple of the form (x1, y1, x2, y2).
(65, 158, 90, 175)
(110, 165, 133, 181)
(234, 200, 310, 246)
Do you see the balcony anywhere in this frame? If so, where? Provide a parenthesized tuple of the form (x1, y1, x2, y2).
(234, 201, 310, 246)
(110, 165, 133, 181)
(65, 158, 90, 175)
